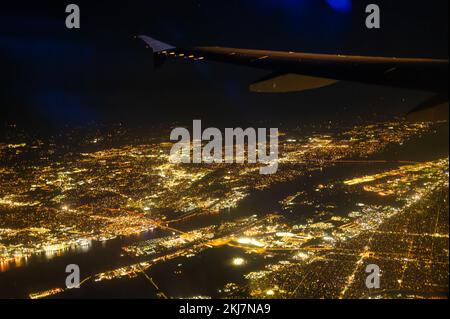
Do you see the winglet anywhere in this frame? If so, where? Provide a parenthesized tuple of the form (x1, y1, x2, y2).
(137, 35, 175, 53)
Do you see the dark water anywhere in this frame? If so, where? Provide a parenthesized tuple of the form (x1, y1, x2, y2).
(0, 123, 448, 299)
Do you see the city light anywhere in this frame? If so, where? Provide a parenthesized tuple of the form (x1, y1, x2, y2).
(232, 258, 246, 266)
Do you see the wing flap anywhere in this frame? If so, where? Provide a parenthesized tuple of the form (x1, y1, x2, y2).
(406, 94, 449, 122)
(250, 73, 338, 93)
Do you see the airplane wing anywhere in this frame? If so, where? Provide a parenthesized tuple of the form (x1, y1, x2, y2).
(138, 35, 449, 120)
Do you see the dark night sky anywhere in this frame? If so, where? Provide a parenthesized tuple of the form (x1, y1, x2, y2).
(0, 0, 448, 131)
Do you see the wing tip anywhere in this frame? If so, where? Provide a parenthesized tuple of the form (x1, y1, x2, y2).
(137, 35, 175, 53)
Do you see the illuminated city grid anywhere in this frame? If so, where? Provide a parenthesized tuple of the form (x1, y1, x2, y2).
(0, 121, 448, 299)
